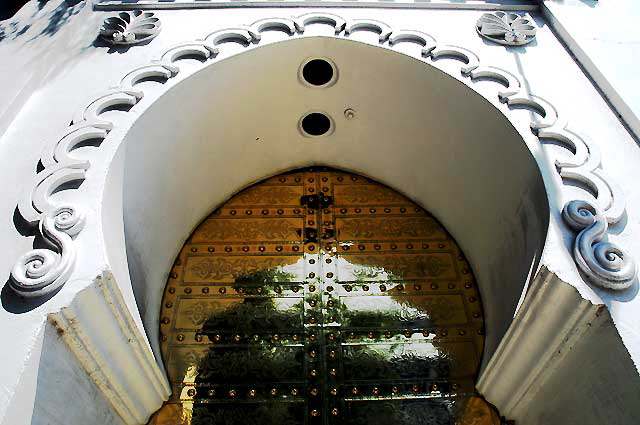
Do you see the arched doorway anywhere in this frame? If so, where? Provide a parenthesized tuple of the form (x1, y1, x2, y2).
(149, 168, 501, 424)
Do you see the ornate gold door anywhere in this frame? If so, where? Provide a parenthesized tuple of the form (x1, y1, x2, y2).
(149, 169, 502, 425)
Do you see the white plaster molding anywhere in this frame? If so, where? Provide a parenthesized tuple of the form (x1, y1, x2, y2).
(93, 0, 541, 12)
(562, 200, 636, 290)
(477, 267, 601, 416)
(47, 271, 170, 424)
(10, 11, 636, 302)
(100, 10, 161, 46)
(476, 11, 536, 46)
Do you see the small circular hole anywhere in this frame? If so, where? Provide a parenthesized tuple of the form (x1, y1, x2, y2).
(301, 113, 331, 136)
(302, 59, 334, 86)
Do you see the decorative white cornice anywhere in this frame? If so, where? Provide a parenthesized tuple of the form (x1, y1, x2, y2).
(99, 10, 161, 46)
(10, 11, 636, 299)
(48, 271, 170, 424)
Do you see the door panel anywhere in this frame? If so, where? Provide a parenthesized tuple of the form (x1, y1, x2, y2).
(149, 169, 500, 425)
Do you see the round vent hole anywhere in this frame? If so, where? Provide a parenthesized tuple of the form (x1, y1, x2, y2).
(301, 113, 331, 136)
(302, 59, 334, 86)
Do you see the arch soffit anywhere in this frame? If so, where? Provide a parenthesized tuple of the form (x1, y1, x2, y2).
(8, 12, 636, 301)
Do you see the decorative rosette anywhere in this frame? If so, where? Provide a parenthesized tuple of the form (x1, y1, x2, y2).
(100, 10, 161, 46)
(476, 11, 536, 46)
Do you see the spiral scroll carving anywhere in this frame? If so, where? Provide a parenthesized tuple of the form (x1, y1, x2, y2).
(10, 206, 85, 297)
(562, 200, 636, 290)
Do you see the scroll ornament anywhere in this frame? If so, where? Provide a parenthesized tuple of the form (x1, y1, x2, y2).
(10, 206, 85, 297)
(476, 11, 536, 46)
(562, 200, 636, 290)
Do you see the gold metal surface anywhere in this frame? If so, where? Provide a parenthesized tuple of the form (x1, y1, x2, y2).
(148, 169, 502, 425)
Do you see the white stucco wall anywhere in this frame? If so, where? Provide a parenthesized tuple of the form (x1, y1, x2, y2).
(1, 1, 640, 424)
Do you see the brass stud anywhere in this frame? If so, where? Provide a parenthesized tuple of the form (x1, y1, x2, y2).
(400, 208, 406, 213)
(384, 208, 391, 213)
(441, 330, 448, 337)
(161, 317, 170, 324)
(256, 287, 263, 294)
(311, 388, 319, 396)
(414, 284, 421, 291)
(311, 410, 319, 417)
(372, 387, 380, 395)
(308, 220, 315, 226)
(369, 208, 376, 213)
(327, 316, 335, 322)
(168, 287, 175, 294)
(422, 244, 429, 249)
(214, 334, 222, 342)
(328, 333, 336, 341)
(249, 389, 256, 398)
(195, 334, 203, 342)
(276, 246, 283, 252)
(309, 285, 316, 292)
(294, 208, 301, 214)
(292, 334, 299, 341)
(309, 350, 317, 358)
(202, 287, 209, 293)
(322, 177, 328, 182)
(327, 285, 334, 292)
(352, 387, 358, 395)
(327, 300, 334, 307)
(340, 208, 347, 213)
(473, 312, 481, 318)
(326, 272, 334, 278)
(165, 302, 173, 308)
(190, 247, 197, 253)
(309, 300, 317, 307)
(279, 177, 286, 182)
(236, 287, 244, 294)
(355, 208, 361, 213)
(430, 384, 439, 392)
(404, 331, 412, 338)
(448, 283, 456, 289)
(439, 243, 446, 249)
(309, 333, 317, 341)
(391, 244, 397, 250)
(208, 247, 215, 252)
(465, 282, 473, 289)
(368, 331, 375, 339)
(229, 389, 236, 397)
(407, 244, 413, 249)
(310, 369, 318, 377)
(469, 296, 477, 302)
(345, 285, 352, 292)
(379, 284, 386, 292)
(271, 388, 278, 396)
(308, 177, 315, 183)
(322, 187, 329, 193)
(308, 272, 316, 278)
(351, 176, 358, 181)
(242, 246, 249, 252)
(459, 330, 466, 336)
(431, 283, 439, 290)
(293, 286, 300, 293)
(374, 244, 381, 250)
(219, 287, 226, 294)
(308, 188, 315, 193)
(331, 408, 339, 416)
(272, 334, 280, 341)
(358, 244, 365, 251)
(309, 259, 316, 264)
(412, 384, 419, 393)
(208, 389, 216, 397)
(295, 177, 302, 183)
(262, 209, 269, 215)
(384, 331, 392, 339)
(225, 247, 232, 252)
(171, 272, 178, 279)
(291, 388, 298, 396)
(329, 350, 336, 359)
(330, 388, 338, 396)
(245, 210, 252, 215)
(362, 285, 369, 291)
(233, 334, 241, 342)
(161, 335, 167, 341)
(396, 284, 404, 291)
(392, 386, 399, 394)
(308, 245, 315, 251)
(184, 287, 192, 294)
(187, 388, 196, 397)
(348, 332, 356, 339)
(230, 210, 237, 215)
(308, 317, 317, 324)
(329, 368, 337, 376)
(277, 209, 284, 215)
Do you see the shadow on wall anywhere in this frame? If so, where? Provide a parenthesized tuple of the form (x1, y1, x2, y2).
(0, 0, 84, 42)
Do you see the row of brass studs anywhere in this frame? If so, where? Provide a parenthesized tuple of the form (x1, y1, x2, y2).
(214, 208, 305, 216)
(335, 207, 423, 214)
(338, 242, 449, 251)
(181, 382, 458, 399)
(186, 245, 304, 253)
